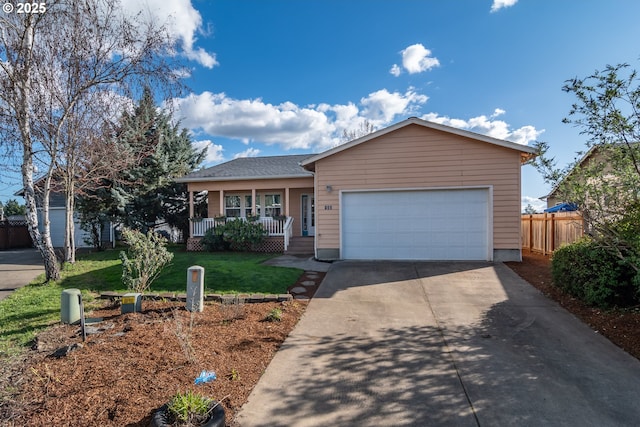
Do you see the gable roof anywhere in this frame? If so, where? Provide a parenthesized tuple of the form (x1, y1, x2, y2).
(301, 117, 538, 169)
(176, 154, 314, 183)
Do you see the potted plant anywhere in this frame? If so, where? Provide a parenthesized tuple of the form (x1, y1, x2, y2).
(151, 390, 225, 427)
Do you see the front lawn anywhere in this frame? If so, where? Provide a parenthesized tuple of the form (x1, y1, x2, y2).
(0, 248, 302, 355)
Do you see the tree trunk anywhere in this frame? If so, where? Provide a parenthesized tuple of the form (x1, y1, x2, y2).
(17, 17, 60, 282)
(64, 181, 76, 263)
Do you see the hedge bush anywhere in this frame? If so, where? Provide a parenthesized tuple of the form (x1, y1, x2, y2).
(201, 219, 268, 252)
(201, 227, 229, 251)
(551, 238, 636, 308)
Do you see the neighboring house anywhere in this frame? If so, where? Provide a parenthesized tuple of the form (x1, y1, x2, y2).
(543, 144, 638, 209)
(177, 117, 537, 262)
(17, 183, 113, 249)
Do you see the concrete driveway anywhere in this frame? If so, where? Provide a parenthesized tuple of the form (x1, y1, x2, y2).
(0, 249, 44, 301)
(235, 261, 640, 427)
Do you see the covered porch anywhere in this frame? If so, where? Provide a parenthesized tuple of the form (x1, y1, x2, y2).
(185, 178, 315, 252)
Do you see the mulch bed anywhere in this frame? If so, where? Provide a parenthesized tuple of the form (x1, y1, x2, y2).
(0, 269, 328, 427)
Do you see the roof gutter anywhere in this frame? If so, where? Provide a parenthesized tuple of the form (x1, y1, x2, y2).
(175, 173, 314, 183)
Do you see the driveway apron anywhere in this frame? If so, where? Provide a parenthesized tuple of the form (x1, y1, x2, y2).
(0, 249, 44, 301)
(235, 261, 640, 427)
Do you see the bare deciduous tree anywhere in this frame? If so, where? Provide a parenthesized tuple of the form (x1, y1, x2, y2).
(0, 0, 184, 279)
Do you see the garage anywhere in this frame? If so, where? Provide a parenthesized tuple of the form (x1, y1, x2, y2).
(341, 188, 490, 260)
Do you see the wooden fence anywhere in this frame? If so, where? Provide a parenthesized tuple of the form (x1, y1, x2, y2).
(521, 212, 584, 255)
(0, 220, 32, 250)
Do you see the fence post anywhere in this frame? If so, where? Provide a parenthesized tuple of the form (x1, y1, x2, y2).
(542, 212, 549, 256)
(550, 213, 556, 253)
(528, 214, 533, 252)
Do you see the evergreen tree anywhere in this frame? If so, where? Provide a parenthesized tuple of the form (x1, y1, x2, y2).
(3, 199, 27, 216)
(82, 88, 205, 236)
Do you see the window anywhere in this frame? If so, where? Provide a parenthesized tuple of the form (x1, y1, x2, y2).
(224, 195, 241, 217)
(264, 194, 281, 217)
(243, 196, 253, 217)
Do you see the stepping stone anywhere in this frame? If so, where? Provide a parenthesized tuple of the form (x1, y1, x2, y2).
(290, 286, 306, 294)
(294, 295, 310, 300)
(301, 281, 316, 287)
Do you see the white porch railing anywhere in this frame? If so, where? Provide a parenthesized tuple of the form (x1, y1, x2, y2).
(191, 217, 291, 238)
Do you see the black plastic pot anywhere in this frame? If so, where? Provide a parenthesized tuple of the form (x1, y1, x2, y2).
(150, 401, 225, 427)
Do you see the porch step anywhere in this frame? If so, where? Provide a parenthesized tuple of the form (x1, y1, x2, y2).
(286, 236, 314, 255)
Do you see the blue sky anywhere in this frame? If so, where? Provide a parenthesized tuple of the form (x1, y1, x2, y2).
(3, 0, 640, 212)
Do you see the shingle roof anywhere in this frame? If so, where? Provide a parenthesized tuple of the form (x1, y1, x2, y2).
(176, 154, 314, 182)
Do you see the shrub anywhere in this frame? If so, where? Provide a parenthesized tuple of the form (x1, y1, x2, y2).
(221, 219, 268, 251)
(119, 227, 174, 293)
(551, 238, 636, 307)
(202, 219, 268, 252)
(201, 227, 228, 251)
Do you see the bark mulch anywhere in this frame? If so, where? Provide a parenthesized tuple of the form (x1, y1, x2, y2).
(0, 270, 325, 427)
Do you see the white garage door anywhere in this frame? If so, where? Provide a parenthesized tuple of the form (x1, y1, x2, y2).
(341, 189, 490, 260)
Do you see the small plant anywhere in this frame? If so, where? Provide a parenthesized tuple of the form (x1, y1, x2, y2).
(167, 390, 214, 425)
(170, 308, 197, 365)
(220, 296, 245, 323)
(119, 227, 174, 293)
(227, 368, 239, 381)
(265, 307, 282, 322)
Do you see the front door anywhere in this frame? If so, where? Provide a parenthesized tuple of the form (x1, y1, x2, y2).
(301, 194, 315, 236)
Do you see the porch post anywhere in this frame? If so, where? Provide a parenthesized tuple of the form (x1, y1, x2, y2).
(251, 188, 257, 215)
(219, 190, 224, 217)
(284, 187, 290, 217)
(188, 190, 194, 238)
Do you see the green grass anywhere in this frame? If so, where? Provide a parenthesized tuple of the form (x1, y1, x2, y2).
(0, 248, 302, 356)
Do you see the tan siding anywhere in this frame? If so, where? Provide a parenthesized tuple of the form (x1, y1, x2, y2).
(314, 123, 523, 252)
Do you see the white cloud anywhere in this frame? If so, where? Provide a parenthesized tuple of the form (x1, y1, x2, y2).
(522, 196, 546, 213)
(421, 110, 544, 145)
(124, 0, 217, 68)
(172, 91, 541, 155)
(171, 88, 427, 151)
(397, 44, 440, 75)
(491, 108, 506, 118)
(233, 148, 261, 159)
(192, 139, 224, 165)
(491, 0, 518, 13)
(360, 89, 428, 124)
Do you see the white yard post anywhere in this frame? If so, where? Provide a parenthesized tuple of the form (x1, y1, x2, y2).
(186, 265, 205, 312)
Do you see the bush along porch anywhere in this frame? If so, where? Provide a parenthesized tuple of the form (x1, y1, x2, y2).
(187, 216, 294, 253)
